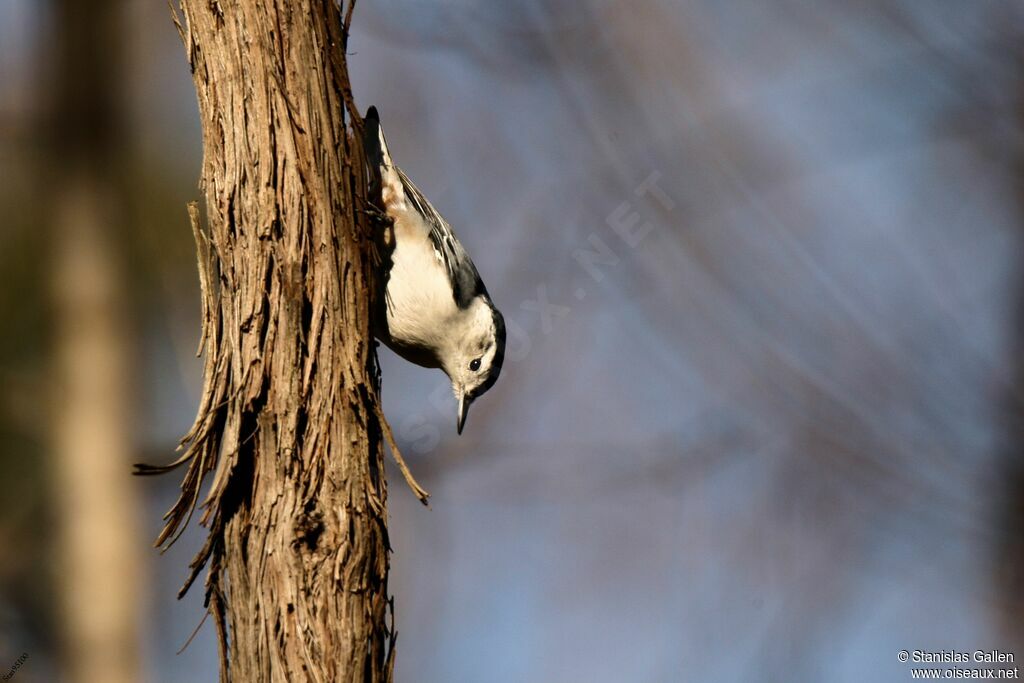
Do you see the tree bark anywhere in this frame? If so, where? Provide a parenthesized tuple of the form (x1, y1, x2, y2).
(145, 2, 394, 680)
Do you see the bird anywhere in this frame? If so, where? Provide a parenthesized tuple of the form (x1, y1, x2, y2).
(363, 106, 505, 434)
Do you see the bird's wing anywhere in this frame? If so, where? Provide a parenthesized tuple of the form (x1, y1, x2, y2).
(397, 169, 486, 309)
(363, 106, 486, 309)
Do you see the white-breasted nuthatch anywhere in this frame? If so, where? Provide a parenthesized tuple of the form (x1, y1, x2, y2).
(364, 106, 505, 434)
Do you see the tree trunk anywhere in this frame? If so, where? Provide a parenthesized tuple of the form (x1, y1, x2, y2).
(52, 179, 143, 683)
(49, 0, 143, 680)
(147, 2, 393, 680)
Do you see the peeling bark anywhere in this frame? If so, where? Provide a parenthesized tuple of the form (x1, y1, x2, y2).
(139, 2, 395, 680)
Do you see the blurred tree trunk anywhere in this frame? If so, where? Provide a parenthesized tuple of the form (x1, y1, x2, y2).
(156, 1, 394, 680)
(997, 43, 1024, 652)
(52, 183, 142, 683)
(48, 0, 143, 682)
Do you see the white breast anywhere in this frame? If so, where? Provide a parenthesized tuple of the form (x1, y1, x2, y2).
(384, 208, 458, 354)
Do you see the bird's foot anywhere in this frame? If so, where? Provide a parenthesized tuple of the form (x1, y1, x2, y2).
(359, 203, 393, 228)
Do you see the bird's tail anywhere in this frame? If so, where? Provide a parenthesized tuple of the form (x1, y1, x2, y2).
(363, 106, 404, 207)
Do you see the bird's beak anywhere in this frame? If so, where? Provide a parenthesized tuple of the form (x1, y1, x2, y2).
(456, 394, 471, 435)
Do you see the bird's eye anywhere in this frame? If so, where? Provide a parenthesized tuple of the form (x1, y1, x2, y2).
(469, 358, 481, 372)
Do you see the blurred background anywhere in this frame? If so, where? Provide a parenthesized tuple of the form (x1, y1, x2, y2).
(3, 0, 1024, 681)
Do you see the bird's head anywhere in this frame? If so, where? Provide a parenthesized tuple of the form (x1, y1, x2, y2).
(441, 296, 506, 434)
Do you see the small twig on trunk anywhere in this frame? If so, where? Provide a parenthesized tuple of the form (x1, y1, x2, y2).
(374, 403, 430, 505)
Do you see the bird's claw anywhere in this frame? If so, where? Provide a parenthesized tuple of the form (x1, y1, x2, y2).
(358, 203, 393, 227)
